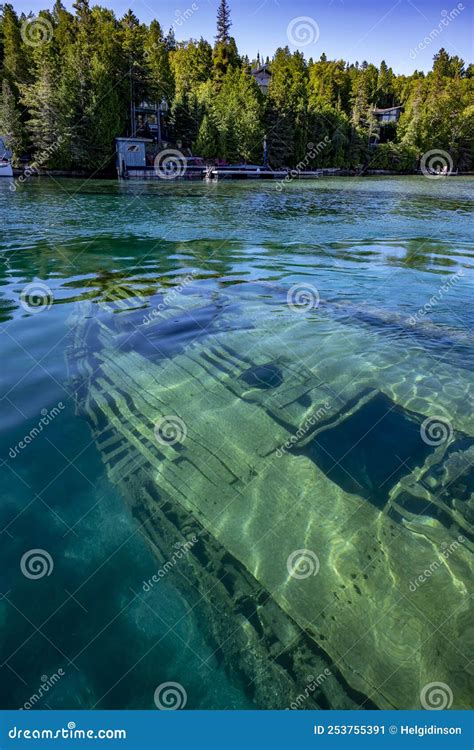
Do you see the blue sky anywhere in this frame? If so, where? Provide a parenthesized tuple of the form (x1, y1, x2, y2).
(12, 0, 473, 74)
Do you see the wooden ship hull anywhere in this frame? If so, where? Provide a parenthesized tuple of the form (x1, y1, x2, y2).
(66, 282, 473, 709)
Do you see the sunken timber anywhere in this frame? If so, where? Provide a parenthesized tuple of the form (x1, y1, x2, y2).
(67, 279, 473, 710)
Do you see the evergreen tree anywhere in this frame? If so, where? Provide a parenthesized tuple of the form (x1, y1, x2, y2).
(145, 20, 174, 104)
(195, 112, 219, 158)
(170, 89, 200, 148)
(0, 0, 470, 177)
(20, 62, 64, 166)
(0, 4, 29, 91)
(377, 60, 394, 108)
(215, 0, 231, 44)
(0, 78, 24, 160)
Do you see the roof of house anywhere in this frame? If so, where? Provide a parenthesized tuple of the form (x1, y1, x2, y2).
(251, 64, 272, 76)
(372, 105, 403, 114)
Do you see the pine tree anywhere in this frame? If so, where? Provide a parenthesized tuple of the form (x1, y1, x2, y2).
(145, 20, 174, 103)
(195, 113, 219, 157)
(0, 78, 24, 161)
(20, 63, 64, 167)
(0, 2, 471, 175)
(170, 89, 200, 149)
(377, 60, 394, 108)
(0, 4, 29, 91)
(216, 0, 231, 44)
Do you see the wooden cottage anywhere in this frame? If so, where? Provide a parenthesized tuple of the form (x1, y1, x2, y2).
(372, 105, 403, 124)
(251, 64, 272, 95)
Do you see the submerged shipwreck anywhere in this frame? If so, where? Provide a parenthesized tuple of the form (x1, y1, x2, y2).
(67, 279, 473, 710)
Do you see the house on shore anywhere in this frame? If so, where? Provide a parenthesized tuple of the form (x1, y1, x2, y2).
(251, 64, 271, 94)
(370, 105, 403, 145)
(372, 105, 403, 124)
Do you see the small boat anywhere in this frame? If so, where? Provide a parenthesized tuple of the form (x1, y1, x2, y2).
(426, 167, 459, 177)
(0, 136, 13, 178)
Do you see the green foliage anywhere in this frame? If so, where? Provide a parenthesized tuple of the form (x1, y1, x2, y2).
(0, 78, 23, 160)
(367, 142, 418, 171)
(210, 68, 264, 162)
(170, 38, 212, 97)
(0, 0, 471, 173)
(215, 0, 231, 44)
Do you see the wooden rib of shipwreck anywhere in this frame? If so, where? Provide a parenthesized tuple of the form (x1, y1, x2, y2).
(66, 284, 474, 709)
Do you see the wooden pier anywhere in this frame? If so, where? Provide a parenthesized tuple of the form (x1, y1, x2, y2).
(204, 166, 345, 181)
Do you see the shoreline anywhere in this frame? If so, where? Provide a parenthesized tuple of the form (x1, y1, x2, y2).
(8, 169, 474, 181)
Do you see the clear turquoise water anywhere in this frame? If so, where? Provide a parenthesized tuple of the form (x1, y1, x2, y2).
(0, 176, 473, 710)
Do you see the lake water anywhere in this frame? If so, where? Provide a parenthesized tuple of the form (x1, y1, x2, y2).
(0, 176, 473, 711)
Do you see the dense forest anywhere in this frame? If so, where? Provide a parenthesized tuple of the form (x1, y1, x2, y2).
(0, 0, 473, 172)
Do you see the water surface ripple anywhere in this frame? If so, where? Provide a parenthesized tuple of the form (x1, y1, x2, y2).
(1, 177, 473, 710)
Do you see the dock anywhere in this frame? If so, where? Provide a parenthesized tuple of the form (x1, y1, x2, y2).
(205, 166, 345, 181)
